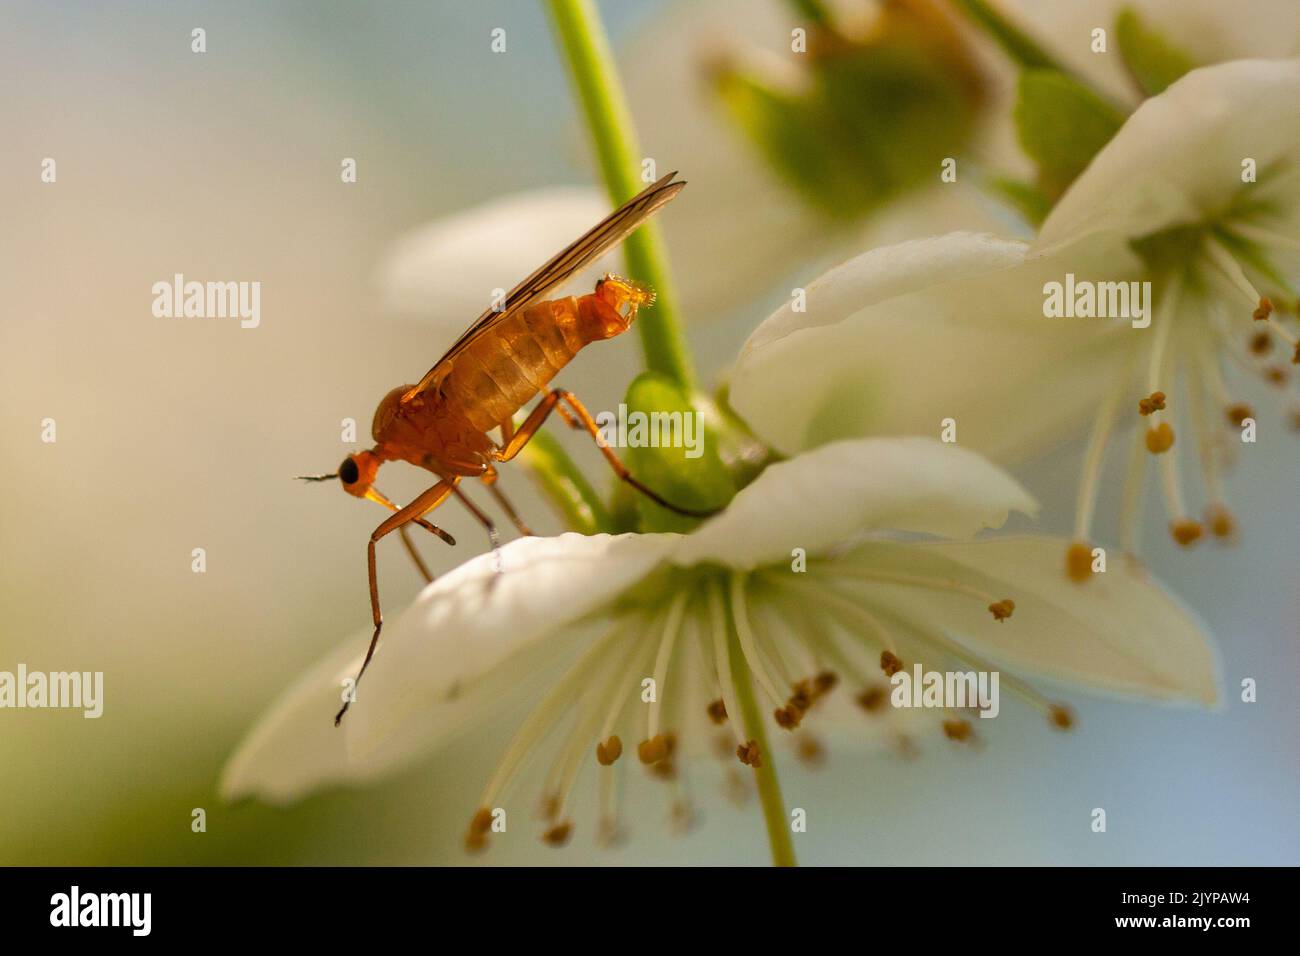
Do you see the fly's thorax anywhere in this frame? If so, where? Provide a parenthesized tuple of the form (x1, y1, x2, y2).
(371, 384, 418, 441)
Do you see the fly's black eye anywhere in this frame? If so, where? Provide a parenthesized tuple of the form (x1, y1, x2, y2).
(339, 457, 360, 485)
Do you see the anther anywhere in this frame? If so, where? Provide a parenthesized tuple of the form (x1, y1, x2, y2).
(1048, 704, 1075, 730)
(942, 719, 973, 742)
(637, 734, 669, 764)
(1066, 541, 1094, 582)
(987, 598, 1015, 622)
(1205, 505, 1236, 539)
(595, 735, 623, 766)
(1226, 403, 1254, 427)
(1265, 365, 1290, 385)
(736, 740, 763, 767)
(796, 735, 826, 766)
(813, 670, 839, 696)
(1137, 391, 1166, 416)
(1253, 297, 1273, 321)
(856, 686, 886, 712)
(542, 821, 573, 847)
(1251, 330, 1273, 355)
(1145, 421, 1175, 454)
(706, 699, 728, 724)
(650, 758, 677, 781)
(880, 650, 903, 677)
(1170, 518, 1203, 547)
(1293, 342, 1300, 365)
(774, 705, 802, 729)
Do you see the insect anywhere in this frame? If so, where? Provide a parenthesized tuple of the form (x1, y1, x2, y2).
(299, 172, 710, 724)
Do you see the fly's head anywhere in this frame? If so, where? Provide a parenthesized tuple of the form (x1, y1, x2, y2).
(297, 449, 380, 498)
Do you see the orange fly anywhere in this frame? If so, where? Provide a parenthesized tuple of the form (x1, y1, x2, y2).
(299, 172, 708, 724)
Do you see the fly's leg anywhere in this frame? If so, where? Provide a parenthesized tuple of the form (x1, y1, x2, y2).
(398, 524, 433, 584)
(336, 477, 458, 726)
(369, 485, 455, 585)
(451, 484, 501, 555)
(481, 461, 534, 536)
(496, 389, 717, 519)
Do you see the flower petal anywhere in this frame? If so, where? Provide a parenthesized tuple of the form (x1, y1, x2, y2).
(345, 532, 677, 775)
(842, 536, 1219, 704)
(1036, 59, 1300, 254)
(378, 186, 614, 324)
(219, 639, 367, 805)
(730, 231, 1134, 462)
(673, 437, 1036, 569)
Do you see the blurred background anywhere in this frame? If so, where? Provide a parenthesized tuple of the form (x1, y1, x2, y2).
(2, 0, 1296, 865)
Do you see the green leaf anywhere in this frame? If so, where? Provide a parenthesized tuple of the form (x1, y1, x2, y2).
(1015, 69, 1126, 198)
(986, 175, 1053, 226)
(622, 372, 736, 533)
(1115, 7, 1196, 96)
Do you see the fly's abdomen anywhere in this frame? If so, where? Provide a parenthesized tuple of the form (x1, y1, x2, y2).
(442, 296, 586, 433)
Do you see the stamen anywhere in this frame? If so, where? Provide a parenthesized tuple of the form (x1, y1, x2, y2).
(1137, 391, 1166, 415)
(1171, 518, 1203, 547)
(646, 591, 689, 740)
(796, 734, 826, 767)
(1075, 382, 1125, 544)
(856, 686, 887, 712)
(1145, 421, 1175, 454)
(596, 735, 623, 765)
(1118, 428, 1148, 556)
(542, 821, 573, 847)
(880, 650, 904, 677)
(826, 566, 1012, 622)
(707, 699, 728, 724)
(729, 572, 789, 714)
(1231, 221, 1300, 254)
(1226, 403, 1254, 426)
(736, 740, 762, 767)
(1066, 541, 1095, 583)
(987, 598, 1015, 622)
(942, 718, 974, 742)
(707, 579, 748, 748)
(1250, 330, 1273, 355)
(479, 620, 632, 810)
(1205, 505, 1236, 539)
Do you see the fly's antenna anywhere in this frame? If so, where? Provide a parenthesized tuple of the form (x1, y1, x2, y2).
(295, 473, 338, 482)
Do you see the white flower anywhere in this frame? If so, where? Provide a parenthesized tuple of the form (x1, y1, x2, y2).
(1001, 0, 1300, 103)
(733, 60, 1300, 576)
(222, 437, 1217, 850)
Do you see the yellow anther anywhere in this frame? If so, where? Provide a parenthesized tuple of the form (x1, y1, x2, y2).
(542, 821, 573, 847)
(736, 740, 763, 767)
(880, 650, 903, 677)
(1253, 297, 1273, 321)
(1137, 391, 1166, 416)
(942, 719, 974, 742)
(1049, 704, 1075, 730)
(1170, 519, 1204, 547)
(1066, 541, 1094, 582)
(1145, 421, 1175, 454)
(1226, 403, 1254, 427)
(595, 735, 623, 766)
(1206, 505, 1236, 539)
(987, 598, 1015, 622)
(637, 734, 670, 764)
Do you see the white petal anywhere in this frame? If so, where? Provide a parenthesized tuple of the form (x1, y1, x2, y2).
(673, 437, 1036, 569)
(730, 232, 1135, 462)
(377, 187, 614, 325)
(842, 536, 1219, 704)
(219, 640, 367, 805)
(1036, 59, 1300, 255)
(345, 533, 676, 775)
(1003, 0, 1300, 104)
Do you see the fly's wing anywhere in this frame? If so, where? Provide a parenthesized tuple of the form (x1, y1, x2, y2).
(403, 171, 685, 401)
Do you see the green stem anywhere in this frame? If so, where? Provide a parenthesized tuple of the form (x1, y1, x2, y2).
(726, 583, 797, 868)
(519, 429, 614, 534)
(544, 0, 697, 392)
(949, 0, 1063, 71)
